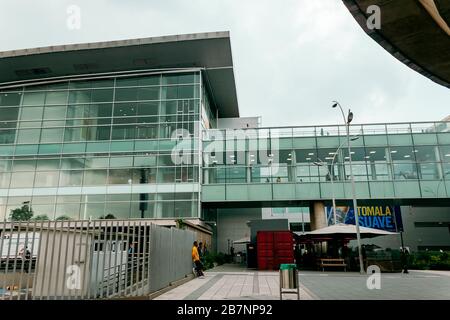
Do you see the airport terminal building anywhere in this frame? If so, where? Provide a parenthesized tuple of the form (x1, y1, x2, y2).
(0, 32, 449, 253)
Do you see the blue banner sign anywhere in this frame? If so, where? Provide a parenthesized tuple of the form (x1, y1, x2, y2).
(326, 205, 403, 232)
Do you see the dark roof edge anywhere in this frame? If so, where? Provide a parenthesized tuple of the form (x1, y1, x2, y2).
(342, 0, 450, 89)
(0, 31, 230, 59)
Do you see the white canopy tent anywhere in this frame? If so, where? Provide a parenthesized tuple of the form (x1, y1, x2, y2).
(233, 237, 251, 245)
(295, 223, 398, 240)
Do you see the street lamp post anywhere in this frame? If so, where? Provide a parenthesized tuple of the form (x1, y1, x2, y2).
(332, 101, 365, 274)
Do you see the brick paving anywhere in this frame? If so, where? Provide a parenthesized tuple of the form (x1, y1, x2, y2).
(154, 264, 450, 300)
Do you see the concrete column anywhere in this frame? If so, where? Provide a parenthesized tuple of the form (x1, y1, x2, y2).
(385, 147, 393, 180)
(246, 151, 252, 183)
(289, 150, 297, 182)
(310, 201, 327, 230)
(434, 146, 443, 179)
(370, 160, 377, 180)
(156, 194, 163, 218)
(338, 148, 344, 181)
(203, 166, 209, 184)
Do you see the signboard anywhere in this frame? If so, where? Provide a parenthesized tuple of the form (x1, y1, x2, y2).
(326, 205, 403, 232)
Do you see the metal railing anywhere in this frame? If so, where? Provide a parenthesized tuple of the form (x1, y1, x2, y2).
(0, 219, 193, 300)
(203, 121, 450, 140)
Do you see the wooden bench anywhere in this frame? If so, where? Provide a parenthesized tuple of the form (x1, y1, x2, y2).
(319, 258, 347, 272)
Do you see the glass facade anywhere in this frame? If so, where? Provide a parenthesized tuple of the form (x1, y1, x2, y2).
(1, 69, 449, 220)
(202, 124, 450, 201)
(0, 70, 208, 220)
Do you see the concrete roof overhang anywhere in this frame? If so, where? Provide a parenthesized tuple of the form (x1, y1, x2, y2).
(0, 31, 239, 117)
(343, 0, 450, 89)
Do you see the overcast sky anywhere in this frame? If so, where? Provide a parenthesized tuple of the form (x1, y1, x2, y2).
(1, 0, 449, 127)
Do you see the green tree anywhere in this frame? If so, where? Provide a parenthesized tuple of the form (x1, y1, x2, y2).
(56, 215, 71, 221)
(99, 214, 116, 219)
(32, 214, 50, 221)
(176, 219, 186, 229)
(10, 204, 34, 221)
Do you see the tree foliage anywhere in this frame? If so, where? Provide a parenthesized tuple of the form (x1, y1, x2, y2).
(99, 214, 116, 219)
(32, 215, 50, 221)
(56, 215, 71, 221)
(10, 204, 34, 221)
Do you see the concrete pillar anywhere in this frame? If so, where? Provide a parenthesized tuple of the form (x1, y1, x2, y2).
(203, 166, 209, 184)
(338, 148, 344, 181)
(310, 201, 327, 230)
(370, 160, 377, 180)
(385, 147, 393, 180)
(246, 151, 252, 183)
(434, 146, 443, 179)
(289, 150, 297, 182)
(156, 194, 163, 218)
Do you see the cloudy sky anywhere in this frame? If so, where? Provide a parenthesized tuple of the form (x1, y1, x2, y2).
(1, 0, 449, 127)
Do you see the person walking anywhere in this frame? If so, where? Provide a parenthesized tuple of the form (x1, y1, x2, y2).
(401, 248, 410, 274)
(19, 246, 32, 273)
(198, 242, 204, 257)
(192, 241, 204, 277)
(198, 242, 205, 266)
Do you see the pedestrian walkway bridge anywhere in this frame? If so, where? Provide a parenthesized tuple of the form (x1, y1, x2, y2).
(201, 121, 450, 204)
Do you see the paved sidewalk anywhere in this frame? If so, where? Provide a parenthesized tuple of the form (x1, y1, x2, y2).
(154, 264, 450, 300)
(155, 264, 313, 300)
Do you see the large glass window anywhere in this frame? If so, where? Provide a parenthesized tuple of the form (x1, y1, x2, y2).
(0, 107, 19, 121)
(43, 106, 66, 119)
(22, 92, 45, 106)
(34, 171, 59, 187)
(67, 104, 88, 118)
(68, 90, 91, 104)
(108, 169, 133, 184)
(36, 158, 60, 171)
(133, 168, 157, 183)
(88, 103, 113, 118)
(55, 203, 81, 219)
(45, 91, 68, 105)
(137, 102, 159, 115)
(20, 107, 43, 121)
(115, 88, 137, 101)
(17, 129, 41, 144)
(61, 158, 85, 170)
(59, 170, 83, 186)
(0, 173, 11, 188)
(439, 145, 450, 162)
(134, 155, 157, 167)
(0, 71, 201, 220)
(83, 169, 107, 185)
(138, 87, 160, 101)
(393, 163, 418, 180)
(0, 130, 16, 144)
(226, 166, 247, 183)
(0, 92, 22, 106)
(10, 172, 35, 188)
(41, 128, 64, 143)
(157, 167, 176, 183)
(91, 89, 113, 102)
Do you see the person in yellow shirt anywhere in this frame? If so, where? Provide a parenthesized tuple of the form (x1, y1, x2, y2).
(192, 241, 204, 277)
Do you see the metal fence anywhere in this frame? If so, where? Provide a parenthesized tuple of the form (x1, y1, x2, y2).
(0, 219, 194, 300)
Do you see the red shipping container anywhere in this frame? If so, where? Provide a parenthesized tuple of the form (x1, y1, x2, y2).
(257, 231, 294, 270)
(275, 243, 292, 251)
(257, 243, 274, 251)
(274, 231, 292, 243)
(275, 249, 294, 258)
(257, 231, 274, 243)
(258, 249, 273, 258)
(258, 257, 274, 270)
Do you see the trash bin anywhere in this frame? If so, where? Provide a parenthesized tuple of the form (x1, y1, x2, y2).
(279, 264, 300, 300)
